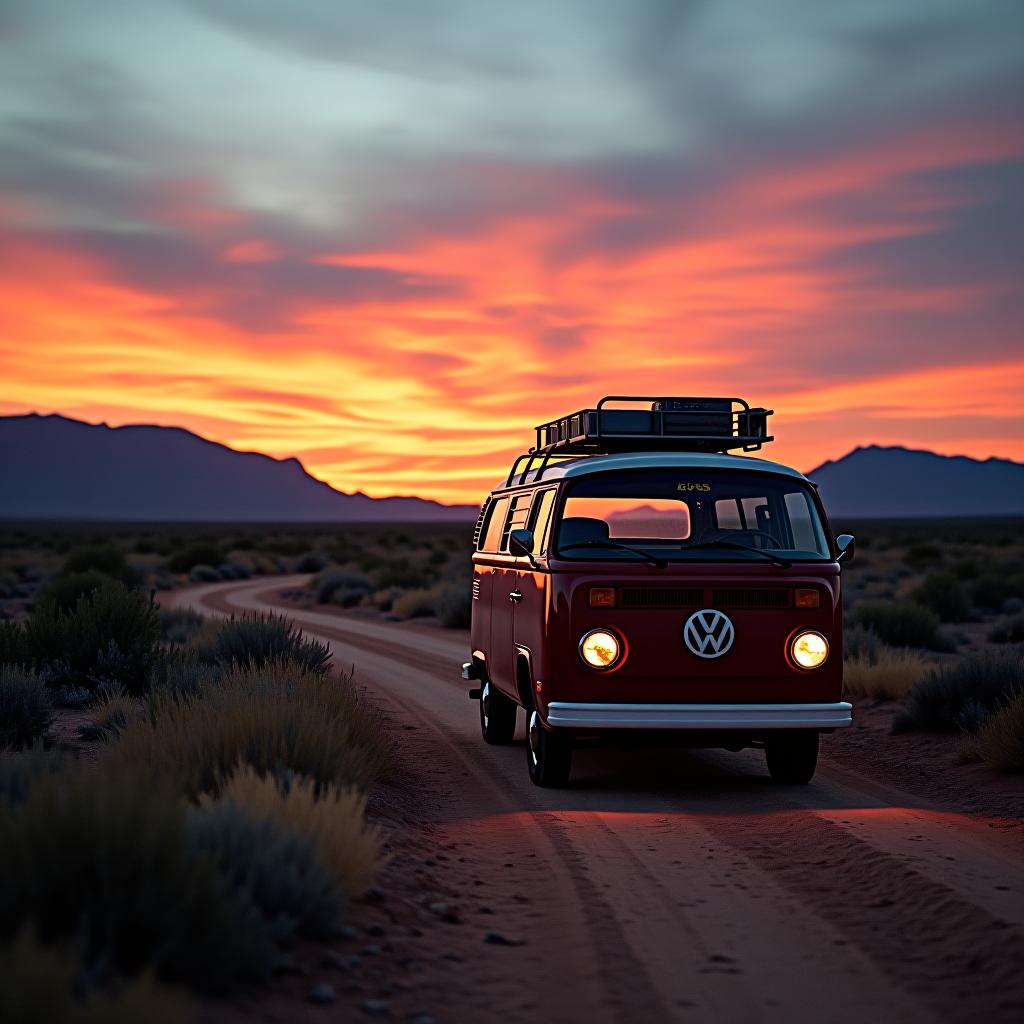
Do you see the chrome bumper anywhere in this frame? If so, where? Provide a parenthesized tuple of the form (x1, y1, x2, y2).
(545, 701, 853, 730)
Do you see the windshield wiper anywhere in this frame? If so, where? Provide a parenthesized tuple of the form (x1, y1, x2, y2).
(682, 539, 792, 569)
(559, 540, 667, 569)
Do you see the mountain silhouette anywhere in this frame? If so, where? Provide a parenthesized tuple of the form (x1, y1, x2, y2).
(0, 413, 475, 521)
(807, 445, 1024, 518)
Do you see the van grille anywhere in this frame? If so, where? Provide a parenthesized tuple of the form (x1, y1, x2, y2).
(712, 587, 791, 609)
(620, 587, 702, 609)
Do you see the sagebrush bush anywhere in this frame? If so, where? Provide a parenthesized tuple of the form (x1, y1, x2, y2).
(38, 571, 113, 614)
(970, 572, 1024, 610)
(898, 649, 1024, 733)
(909, 571, 971, 623)
(106, 660, 387, 798)
(436, 579, 471, 628)
(147, 650, 221, 700)
(187, 802, 345, 943)
(0, 769, 277, 992)
(843, 646, 927, 700)
(314, 568, 372, 605)
(25, 581, 161, 694)
(843, 622, 882, 662)
(0, 928, 194, 1024)
(188, 564, 221, 583)
(0, 619, 28, 666)
(209, 766, 380, 898)
(195, 612, 331, 674)
(159, 607, 205, 645)
(295, 552, 328, 574)
(973, 694, 1024, 772)
(77, 691, 140, 743)
(62, 545, 139, 588)
(392, 585, 441, 619)
(989, 611, 1024, 644)
(0, 667, 54, 750)
(852, 600, 948, 650)
(165, 543, 222, 574)
(216, 561, 251, 581)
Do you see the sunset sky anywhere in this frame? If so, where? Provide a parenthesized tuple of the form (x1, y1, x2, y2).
(1, 1, 1022, 505)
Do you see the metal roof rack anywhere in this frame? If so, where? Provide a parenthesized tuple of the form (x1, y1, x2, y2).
(503, 396, 773, 487)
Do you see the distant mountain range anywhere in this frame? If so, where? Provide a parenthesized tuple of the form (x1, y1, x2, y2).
(0, 413, 475, 521)
(1, 414, 1021, 520)
(807, 445, 1024, 518)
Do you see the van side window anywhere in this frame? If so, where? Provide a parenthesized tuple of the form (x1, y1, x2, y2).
(480, 496, 510, 553)
(501, 493, 533, 552)
(529, 489, 557, 553)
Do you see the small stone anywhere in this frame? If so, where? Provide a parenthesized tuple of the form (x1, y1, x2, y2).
(359, 998, 391, 1016)
(308, 982, 337, 1005)
(484, 931, 524, 947)
(364, 886, 386, 903)
(428, 902, 448, 915)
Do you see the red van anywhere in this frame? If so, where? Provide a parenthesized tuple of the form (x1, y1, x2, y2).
(464, 397, 854, 787)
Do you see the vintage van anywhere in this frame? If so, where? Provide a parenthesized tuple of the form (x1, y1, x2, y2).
(463, 397, 854, 788)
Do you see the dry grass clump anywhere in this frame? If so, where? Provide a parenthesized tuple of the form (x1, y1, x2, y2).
(843, 646, 928, 700)
(972, 695, 1024, 772)
(206, 765, 381, 897)
(106, 659, 388, 798)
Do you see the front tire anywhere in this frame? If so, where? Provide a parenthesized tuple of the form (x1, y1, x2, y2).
(765, 731, 819, 785)
(480, 680, 517, 745)
(527, 709, 572, 787)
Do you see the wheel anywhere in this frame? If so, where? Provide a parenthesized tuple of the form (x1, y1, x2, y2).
(527, 709, 572, 787)
(765, 731, 819, 785)
(480, 679, 517, 745)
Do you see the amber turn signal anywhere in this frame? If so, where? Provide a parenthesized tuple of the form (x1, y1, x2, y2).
(794, 588, 820, 609)
(589, 587, 616, 608)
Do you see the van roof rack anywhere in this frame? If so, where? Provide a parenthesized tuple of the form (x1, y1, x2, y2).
(503, 396, 773, 487)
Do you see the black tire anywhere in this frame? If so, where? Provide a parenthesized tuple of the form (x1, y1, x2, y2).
(765, 731, 819, 785)
(480, 679, 517, 745)
(527, 709, 572, 787)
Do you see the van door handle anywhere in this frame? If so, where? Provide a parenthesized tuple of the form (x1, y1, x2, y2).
(508, 590, 523, 603)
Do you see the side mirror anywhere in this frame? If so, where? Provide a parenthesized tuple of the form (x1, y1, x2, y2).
(508, 528, 535, 558)
(836, 533, 856, 564)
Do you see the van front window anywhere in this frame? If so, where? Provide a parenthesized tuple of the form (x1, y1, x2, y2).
(557, 470, 830, 562)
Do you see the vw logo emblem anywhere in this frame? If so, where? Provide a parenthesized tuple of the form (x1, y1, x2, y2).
(683, 608, 735, 659)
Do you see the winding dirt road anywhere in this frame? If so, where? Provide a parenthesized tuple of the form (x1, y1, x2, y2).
(169, 576, 1024, 1024)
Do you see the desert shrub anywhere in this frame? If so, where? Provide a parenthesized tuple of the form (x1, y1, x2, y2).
(188, 564, 221, 583)
(374, 559, 434, 590)
(902, 542, 943, 570)
(187, 802, 344, 942)
(0, 929, 194, 1024)
(0, 667, 54, 750)
(989, 612, 1024, 645)
(908, 571, 971, 623)
(106, 660, 387, 799)
(159, 607, 205, 645)
(0, 769, 277, 991)
(77, 692, 140, 743)
(25, 582, 161, 695)
(392, 585, 441, 619)
(209, 766, 380, 898)
(295, 552, 328, 574)
(843, 646, 927, 700)
(897, 649, 1024, 733)
(38, 571, 113, 614)
(973, 694, 1024, 772)
(366, 587, 402, 612)
(215, 561, 251, 581)
(165, 543, 222, 575)
(851, 600, 947, 650)
(0, 619, 28, 665)
(970, 572, 1024, 610)
(314, 568, 372, 605)
(436, 580, 471, 628)
(843, 623, 882, 662)
(196, 612, 331, 675)
(148, 650, 221, 700)
(62, 545, 139, 587)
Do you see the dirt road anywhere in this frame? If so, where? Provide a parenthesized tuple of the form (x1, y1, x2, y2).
(169, 576, 1024, 1024)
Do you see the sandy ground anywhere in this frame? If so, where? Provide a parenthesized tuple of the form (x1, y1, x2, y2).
(165, 576, 1024, 1024)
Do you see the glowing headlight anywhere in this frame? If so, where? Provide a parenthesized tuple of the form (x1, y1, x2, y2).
(790, 630, 829, 669)
(579, 628, 623, 670)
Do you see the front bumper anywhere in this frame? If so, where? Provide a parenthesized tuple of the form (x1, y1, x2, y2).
(545, 701, 853, 730)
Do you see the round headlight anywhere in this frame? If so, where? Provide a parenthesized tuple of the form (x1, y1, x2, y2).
(579, 628, 623, 670)
(790, 630, 829, 669)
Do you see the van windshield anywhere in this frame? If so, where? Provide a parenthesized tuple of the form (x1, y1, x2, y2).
(555, 469, 831, 562)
